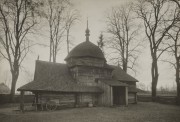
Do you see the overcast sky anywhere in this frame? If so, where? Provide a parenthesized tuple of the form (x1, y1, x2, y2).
(0, 0, 177, 91)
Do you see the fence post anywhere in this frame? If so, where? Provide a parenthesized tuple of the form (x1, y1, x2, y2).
(20, 91, 24, 112)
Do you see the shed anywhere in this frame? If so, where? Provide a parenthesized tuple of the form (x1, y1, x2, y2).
(0, 83, 10, 94)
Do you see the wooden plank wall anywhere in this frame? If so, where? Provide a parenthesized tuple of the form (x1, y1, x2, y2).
(76, 66, 111, 86)
(39, 93, 98, 107)
(97, 81, 112, 106)
(79, 93, 98, 106)
(39, 94, 75, 104)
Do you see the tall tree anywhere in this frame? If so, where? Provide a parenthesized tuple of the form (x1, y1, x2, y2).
(105, 3, 141, 73)
(0, 0, 42, 101)
(44, 0, 69, 62)
(162, 19, 180, 104)
(65, 8, 79, 54)
(135, 0, 179, 100)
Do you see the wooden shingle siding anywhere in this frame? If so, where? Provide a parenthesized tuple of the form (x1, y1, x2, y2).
(74, 66, 112, 86)
(67, 57, 105, 67)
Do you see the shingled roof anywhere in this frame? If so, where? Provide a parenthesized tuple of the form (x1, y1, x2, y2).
(65, 41, 105, 60)
(97, 78, 128, 87)
(97, 78, 137, 92)
(18, 60, 102, 93)
(110, 65, 138, 82)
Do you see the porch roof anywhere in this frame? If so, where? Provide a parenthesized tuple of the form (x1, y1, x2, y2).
(110, 65, 138, 82)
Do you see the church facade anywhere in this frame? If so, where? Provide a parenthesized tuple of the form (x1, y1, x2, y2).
(18, 24, 138, 111)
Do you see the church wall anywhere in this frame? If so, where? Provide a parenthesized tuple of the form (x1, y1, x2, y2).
(68, 64, 112, 106)
(78, 93, 98, 107)
(69, 65, 112, 86)
(75, 66, 112, 86)
(97, 81, 112, 106)
(37, 93, 99, 108)
(38, 93, 76, 108)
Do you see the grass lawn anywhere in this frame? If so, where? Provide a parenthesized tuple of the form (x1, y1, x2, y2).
(0, 102, 180, 122)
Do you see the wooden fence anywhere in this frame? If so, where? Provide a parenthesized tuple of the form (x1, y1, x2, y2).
(0, 94, 34, 104)
(0, 94, 177, 105)
(137, 94, 177, 105)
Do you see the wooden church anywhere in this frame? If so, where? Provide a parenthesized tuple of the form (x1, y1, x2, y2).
(18, 23, 138, 111)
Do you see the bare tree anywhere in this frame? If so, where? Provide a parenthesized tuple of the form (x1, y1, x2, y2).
(161, 21, 180, 104)
(0, 0, 42, 101)
(135, 0, 179, 100)
(105, 3, 141, 73)
(65, 8, 79, 54)
(44, 0, 69, 63)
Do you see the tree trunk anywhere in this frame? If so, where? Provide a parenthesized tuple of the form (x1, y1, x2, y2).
(177, 81, 180, 105)
(10, 71, 19, 102)
(122, 49, 127, 73)
(151, 54, 159, 101)
(176, 57, 180, 105)
(67, 29, 70, 54)
(123, 60, 127, 73)
(53, 51, 56, 63)
(49, 39, 52, 62)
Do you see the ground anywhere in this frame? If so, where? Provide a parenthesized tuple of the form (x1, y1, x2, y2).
(0, 102, 180, 122)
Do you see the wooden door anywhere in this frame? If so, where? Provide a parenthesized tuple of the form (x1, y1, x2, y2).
(113, 87, 121, 105)
(113, 86, 125, 105)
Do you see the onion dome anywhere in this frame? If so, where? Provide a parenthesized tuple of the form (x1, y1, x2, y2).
(65, 19, 105, 61)
(65, 41, 105, 60)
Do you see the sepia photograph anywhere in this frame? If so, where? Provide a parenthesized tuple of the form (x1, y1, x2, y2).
(0, 0, 180, 122)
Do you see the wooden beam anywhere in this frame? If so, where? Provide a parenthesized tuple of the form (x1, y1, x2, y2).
(35, 93, 38, 111)
(35, 93, 38, 103)
(110, 86, 113, 106)
(74, 93, 79, 107)
(135, 93, 138, 104)
(125, 87, 128, 106)
(20, 91, 25, 112)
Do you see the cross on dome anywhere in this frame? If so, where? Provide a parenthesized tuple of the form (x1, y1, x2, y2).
(85, 18, 90, 41)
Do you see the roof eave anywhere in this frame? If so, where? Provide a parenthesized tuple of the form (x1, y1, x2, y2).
(17, 89, 103, 93)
